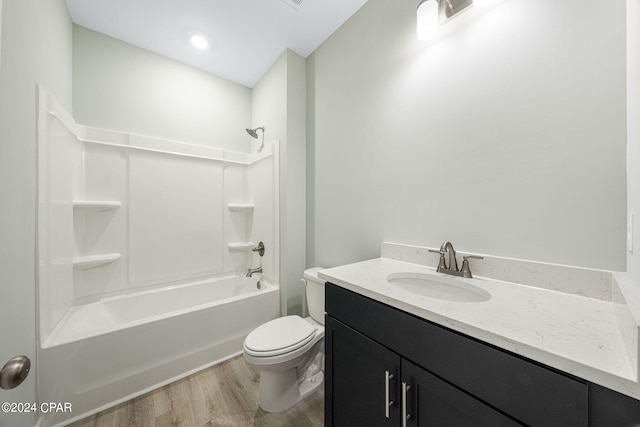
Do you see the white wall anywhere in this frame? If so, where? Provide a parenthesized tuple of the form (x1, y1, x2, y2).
(251, 53, 287, 153)
(252, 49, 307, 315)
(73, 25, 252, 152)
(308, 0, 627, 271)
(285, 51, 308, 313)
(0, 0, 72, 425)
(628, 0, 640, 283)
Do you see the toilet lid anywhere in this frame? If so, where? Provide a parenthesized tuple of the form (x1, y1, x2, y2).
(245, 316, 315, 355)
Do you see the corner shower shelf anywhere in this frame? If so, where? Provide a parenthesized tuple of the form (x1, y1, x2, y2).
(227, 242, 255, 252)
(73, 200, 121, 212)
(227, 203, 255, 213)
(73, 253, 121, 270)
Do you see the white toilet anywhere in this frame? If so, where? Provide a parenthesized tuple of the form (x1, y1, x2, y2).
(243, 267, 325, 413)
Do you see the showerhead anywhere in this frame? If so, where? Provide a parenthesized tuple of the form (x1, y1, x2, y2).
(246, 126, 264, 139)
(245, 126, 266, 152)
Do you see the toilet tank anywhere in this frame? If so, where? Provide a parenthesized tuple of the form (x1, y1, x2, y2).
(303, 267, 326, 325)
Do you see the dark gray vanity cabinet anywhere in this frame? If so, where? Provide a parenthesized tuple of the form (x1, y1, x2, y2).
(325, 282, 640, 426)
(327, 315, 521, 426)
(402, 358, 522, 426)
(327, 315, 400, 426)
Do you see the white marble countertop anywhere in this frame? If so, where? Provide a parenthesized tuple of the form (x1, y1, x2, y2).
(319, 249, 640, 400)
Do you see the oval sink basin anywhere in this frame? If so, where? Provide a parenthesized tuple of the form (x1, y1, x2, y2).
(386, 273, 491, 303)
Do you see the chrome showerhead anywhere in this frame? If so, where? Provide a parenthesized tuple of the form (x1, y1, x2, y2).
(246, 126, 264, 139)
(246, 126, 265, 152)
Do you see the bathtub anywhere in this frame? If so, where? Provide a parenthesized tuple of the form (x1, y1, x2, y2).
(37, 275, 279, 427)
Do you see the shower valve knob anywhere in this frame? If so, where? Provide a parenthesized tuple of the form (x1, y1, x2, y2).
(252, 241, 265, 257)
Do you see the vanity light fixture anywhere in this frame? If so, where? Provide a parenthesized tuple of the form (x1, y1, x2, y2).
(417, 0, 492, 41)
(416, 0, 439, 41)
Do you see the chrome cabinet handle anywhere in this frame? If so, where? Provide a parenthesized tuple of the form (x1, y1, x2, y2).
(402, 382, 411, 427)
(385, 370, 395, 418)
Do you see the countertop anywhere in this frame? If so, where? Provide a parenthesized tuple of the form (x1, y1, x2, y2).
(319, 253, 640, 400)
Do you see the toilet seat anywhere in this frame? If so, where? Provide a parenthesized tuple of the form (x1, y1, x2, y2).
(244, 315, 316, 357)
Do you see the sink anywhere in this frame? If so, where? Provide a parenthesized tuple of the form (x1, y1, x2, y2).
(386, 272, 491, 303)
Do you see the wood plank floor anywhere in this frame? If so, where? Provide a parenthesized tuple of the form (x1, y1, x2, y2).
(68, 355, 324, 427)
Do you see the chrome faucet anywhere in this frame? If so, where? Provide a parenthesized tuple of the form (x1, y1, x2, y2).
(246, 266, 263, 277)
(440, 241, 458, 272)
(245, 242, 264, 277)
(428, 241, 483, 278)
(246, 242, 265, 277)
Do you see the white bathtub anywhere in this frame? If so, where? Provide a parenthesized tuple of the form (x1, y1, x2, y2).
(38, 275, 279, 427)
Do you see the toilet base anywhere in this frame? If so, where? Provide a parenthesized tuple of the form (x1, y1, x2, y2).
(258, 369, 324, 413)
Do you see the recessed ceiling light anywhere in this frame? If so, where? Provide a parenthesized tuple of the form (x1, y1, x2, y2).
(190, 34, 209, 49)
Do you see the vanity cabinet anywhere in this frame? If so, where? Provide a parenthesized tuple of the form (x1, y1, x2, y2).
(328, 317, 521, 426)
(325, 283, 640, 426)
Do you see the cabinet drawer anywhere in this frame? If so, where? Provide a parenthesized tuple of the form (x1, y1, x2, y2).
(326, 283, 588, 426)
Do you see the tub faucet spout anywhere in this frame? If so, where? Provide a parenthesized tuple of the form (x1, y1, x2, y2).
(246, 267, 262, 277)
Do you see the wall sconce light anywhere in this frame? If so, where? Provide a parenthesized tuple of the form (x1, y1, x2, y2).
(417, 0, 493, 41)
(416, 0, 440, 40)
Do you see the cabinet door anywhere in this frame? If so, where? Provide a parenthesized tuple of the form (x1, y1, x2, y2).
(402, 359, 524, 427)
(326, 317, 401, 426)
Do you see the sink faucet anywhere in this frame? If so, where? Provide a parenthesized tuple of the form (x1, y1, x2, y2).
(440, 241, 458, 272)
(246, 266, 262, 277)
(428, 241, 483, 278)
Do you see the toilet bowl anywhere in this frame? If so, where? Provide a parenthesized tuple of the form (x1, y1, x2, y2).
(243, 267, 326, 413)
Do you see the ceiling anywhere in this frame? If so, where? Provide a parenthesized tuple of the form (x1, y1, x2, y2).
(65, 0, 369, 88)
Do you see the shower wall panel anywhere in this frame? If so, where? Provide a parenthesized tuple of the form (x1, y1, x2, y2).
(129, 152, 224, 287)
(249, 156, 278, 282)
(223, 164, 252, 272)
(74, 144, 128, 300)
(38, 87, 280, 344)
(38, 99, 83, 341)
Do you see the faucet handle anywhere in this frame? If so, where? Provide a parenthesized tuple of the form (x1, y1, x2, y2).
(252, 241, 265, 257)
(428, 249, 447, 272)
(460, 255, 484, 278)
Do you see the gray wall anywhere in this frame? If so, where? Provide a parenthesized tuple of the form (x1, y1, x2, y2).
(252, 49, 307, 315)
(73, 25, 252, 152)
(0, 0, 72, 425)
(308, 0, 627, 271)
(628, 0, 640, 283)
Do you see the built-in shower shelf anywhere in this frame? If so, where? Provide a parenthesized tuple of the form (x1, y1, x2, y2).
(73, 253, 121, 270)
(227, 242, 255, 252)
(227, 203, 255, 213)
(73, 201, 121, 212)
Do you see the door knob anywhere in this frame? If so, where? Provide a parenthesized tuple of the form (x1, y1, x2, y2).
(0, 355, 31, 390)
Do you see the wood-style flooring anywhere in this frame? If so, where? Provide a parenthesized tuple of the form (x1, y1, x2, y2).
(68, 355, 324, 427)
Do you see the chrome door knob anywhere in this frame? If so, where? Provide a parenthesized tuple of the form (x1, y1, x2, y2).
(0, 355, 31, 390)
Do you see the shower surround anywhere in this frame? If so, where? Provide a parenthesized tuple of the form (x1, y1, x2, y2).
(36, 86, 280, 426)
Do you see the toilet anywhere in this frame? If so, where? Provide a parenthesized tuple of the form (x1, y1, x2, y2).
(243, 267, 325, 413)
